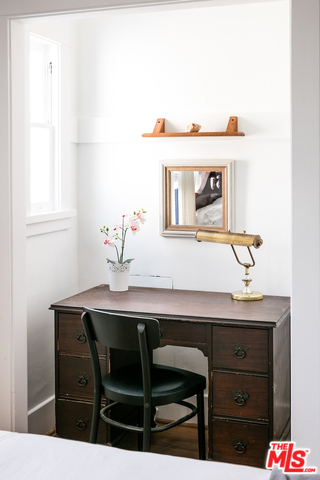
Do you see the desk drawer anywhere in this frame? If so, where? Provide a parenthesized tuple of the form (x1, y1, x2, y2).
(211, 418, 269, 468)
(58, 313, 105, 356)
(160, 321, 207, 350)
(58, 355, 107, 399)
(56, 399, 107, 443)
(212, 372, 268, 420)
(212, 326, 268, 373)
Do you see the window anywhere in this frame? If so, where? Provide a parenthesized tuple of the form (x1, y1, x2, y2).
(29, 35, 60, 214)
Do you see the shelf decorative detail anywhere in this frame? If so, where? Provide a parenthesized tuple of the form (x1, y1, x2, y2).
(142, 116, 245, 137)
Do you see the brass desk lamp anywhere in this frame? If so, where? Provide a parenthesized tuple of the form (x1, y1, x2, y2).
(195, 230, 263, 301)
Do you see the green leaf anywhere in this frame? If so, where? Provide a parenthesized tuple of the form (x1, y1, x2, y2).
(122, 258, 135, 264)
(106, 258, 115, 264)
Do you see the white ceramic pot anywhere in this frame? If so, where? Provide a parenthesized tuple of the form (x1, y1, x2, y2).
(107, 262, 131, 291)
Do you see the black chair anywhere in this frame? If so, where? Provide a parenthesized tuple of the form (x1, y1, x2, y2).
(81, 307, 206, 459)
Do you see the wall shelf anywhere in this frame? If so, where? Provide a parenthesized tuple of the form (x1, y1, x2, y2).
(142, 116, 245, 137)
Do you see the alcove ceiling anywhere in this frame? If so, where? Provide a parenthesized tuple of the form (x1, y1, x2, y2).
(19, 0, 285, 24)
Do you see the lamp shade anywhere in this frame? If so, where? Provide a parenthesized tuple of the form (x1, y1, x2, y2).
(195, 230, 263, 249)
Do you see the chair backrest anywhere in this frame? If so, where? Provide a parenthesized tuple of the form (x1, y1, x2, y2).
(81, 306, 160, 351)
(82, 307, 161, 408)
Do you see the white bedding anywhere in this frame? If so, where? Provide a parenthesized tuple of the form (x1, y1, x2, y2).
(196, 197, 223, 226)
(0, 430, 271, 480)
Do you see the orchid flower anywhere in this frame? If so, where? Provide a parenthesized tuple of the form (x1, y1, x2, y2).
(135, 211, 146, 224)
(103, 236, 115, 247)
(100, 209, 146, 264)
(130, 223, 140, 234)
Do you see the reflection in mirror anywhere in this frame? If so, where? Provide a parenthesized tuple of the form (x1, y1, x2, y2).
(162, 163, 233, 237)
(171, 170, 223, 226)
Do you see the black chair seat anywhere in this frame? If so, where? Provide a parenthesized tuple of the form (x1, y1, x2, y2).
(102, 363, 206, 406)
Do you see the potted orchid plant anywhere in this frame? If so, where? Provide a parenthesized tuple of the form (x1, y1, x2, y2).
(100, 209, 146, 291)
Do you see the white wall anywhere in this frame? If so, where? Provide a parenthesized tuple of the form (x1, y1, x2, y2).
(76, 1, 291, 423)
(291, 0, 320, 468)
(24, 19, 79, 433)
(77, 2, 291, 297)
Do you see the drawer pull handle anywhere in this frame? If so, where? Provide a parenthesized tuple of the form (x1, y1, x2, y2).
(232, 389, 249, 406)
(76, 331, 87, 344)
(232, 343, 248, 359)
(77, 373, 89, 387)
(232, 438, 248, 454)
(76, 417, 88, 431)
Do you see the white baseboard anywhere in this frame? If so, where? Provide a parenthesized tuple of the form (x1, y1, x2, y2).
(28, 396, 55, 435)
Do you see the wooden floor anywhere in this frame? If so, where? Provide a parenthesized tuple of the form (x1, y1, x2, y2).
(116, 424, 207, 460)
(51, 425, 207, 460)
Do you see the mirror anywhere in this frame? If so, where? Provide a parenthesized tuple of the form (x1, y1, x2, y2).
(161, 162, 233, 237)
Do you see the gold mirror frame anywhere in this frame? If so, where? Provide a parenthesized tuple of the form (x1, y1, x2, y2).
(160, 161, 234, 237)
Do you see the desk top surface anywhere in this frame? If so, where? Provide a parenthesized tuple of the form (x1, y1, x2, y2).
(50, 285, 290, 327)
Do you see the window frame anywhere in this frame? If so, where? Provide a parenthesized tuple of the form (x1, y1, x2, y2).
(28, 33, 61, 216)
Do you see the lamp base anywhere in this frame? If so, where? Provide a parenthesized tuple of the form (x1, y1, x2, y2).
(231, 290, 263, 301)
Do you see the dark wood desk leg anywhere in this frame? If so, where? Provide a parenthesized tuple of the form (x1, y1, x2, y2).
(197, 391, 206, 460)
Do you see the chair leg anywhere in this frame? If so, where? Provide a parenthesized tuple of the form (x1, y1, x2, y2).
(90, 391, 101, 443)
(197, 391, 206, 460)
(142, 404, 152, 452)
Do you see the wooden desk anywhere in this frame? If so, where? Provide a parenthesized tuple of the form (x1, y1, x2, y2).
(50, 285, 290, 468)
